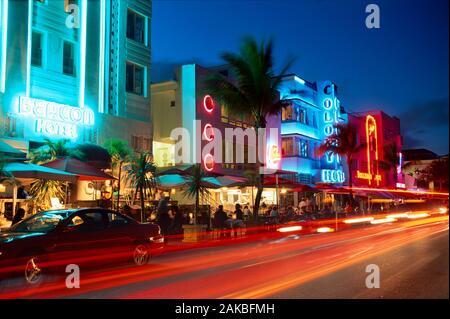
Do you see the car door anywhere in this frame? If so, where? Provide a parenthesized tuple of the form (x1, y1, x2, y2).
(53, 210, 116, 267)
(103, 211, 137, 261)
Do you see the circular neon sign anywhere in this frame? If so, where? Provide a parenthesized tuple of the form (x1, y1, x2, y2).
(203, 153, 215, 172)
(203, 123, 215, 141)
(203, 95, 215, 113)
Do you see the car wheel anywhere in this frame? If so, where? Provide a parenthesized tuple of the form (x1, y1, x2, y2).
(24, 256, 45, 286)
(133, 244, 150, 266)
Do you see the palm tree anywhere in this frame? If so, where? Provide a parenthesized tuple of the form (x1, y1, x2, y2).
(182, 164, 210, 225)
(204, 36, 293, 220)
(28, 138, 85, 210)
(126, 152, 157, 222)
(317, 122, 365, 204)
(29, 138, 85, 164)
(103, 138, 133, 211)
(419, 157, 449, 191)
(29, 179, 67, 211)
(377, 142, 401, 185)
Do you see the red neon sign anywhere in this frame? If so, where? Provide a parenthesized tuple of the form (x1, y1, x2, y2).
(203, 123, 215, 141)
(203, 153, 214, 171)
(203, 95, 215, 113)
(357, 115, 381, 186)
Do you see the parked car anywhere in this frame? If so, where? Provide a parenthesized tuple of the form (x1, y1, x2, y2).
(0, 208, 164, 288)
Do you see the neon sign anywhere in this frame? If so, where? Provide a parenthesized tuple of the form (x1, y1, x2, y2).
(203, 95, 215, 171)
(267, 145, 281, 168)
(321, 169, 345, 183)
(323, 97, 341, 164)
(356, 115, 381, 185)
(203, 153, 214, 172)
(17, 96, 94, 139)
(203, 95, 215, 113)
(320, 95, 345, 183)
(203, 123, 214, 141)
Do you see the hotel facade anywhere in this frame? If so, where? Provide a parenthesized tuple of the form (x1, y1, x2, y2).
(278, 74, 348, 186)
(152, 63, 282, 208)
(0, 0, 153, 154)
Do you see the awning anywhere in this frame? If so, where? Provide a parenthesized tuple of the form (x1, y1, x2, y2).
(0, 140, 26, 159)
(4, 162, 78, 183)
(42, 157, 114, 181)
(156, 174, 223, 189)
(156, 164, 223, 177)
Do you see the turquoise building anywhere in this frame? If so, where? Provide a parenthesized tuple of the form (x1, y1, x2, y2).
(0, 0, 152, 154)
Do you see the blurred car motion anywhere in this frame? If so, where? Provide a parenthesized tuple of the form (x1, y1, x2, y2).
(0, 208, 164, 287)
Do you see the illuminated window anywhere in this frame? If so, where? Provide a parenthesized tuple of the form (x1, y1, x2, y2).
(298, 108, 307, 124)
(64, 0, 77, 13)
(63, 41, 75, 76)
(300, 140, 309, 158)
(127, 9, 145, 44)
(31, 32, 42, 67)
(126, 62, 144, 95)
(282, 103, 308, 124)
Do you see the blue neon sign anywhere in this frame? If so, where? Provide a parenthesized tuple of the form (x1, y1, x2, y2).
(17, 96, 94, 139)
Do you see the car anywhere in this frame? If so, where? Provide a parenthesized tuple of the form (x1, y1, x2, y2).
(0, 208, 164, 288)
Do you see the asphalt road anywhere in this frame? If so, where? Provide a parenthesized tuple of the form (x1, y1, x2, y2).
(269, 230, 449, 298)
(1, 215, 448, 299)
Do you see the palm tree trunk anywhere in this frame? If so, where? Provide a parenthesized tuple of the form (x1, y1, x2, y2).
(253, 185, 263, 221)
(139, 186, 145, 223)
(253, 121, 265, 222)
(116, 161, 122, 212)
(194, 192, 199, 226)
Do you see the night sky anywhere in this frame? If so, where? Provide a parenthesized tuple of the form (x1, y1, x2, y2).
(152, 0, 449, 155)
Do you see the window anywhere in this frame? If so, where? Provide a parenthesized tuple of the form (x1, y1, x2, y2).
(75, 211, 108, 231)
(281, 103, 308, 124)
(143, 137, 151, 151)
(64, 0, 77, 12)
(107, 213, 129, 227)
(31, 32, 42, 67)
(282, 138, 294, 157)
(63, 41, 75, 76)
(298, 108, 307, 124)
(170, 100, 176, 107)
(282, 136, 310, 158)
(300, 140, 309, 158)
(127, 9, 145, 44)
(126, 62, 144, 95)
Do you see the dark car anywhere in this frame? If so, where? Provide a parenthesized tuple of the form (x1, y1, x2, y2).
(0, 208, 164, 288)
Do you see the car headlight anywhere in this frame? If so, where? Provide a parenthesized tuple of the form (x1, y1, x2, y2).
(149, 236, 164, 243)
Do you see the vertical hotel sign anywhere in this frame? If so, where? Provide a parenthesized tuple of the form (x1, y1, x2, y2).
(17, 96, 94, 139)
(321, 90, 345, 183)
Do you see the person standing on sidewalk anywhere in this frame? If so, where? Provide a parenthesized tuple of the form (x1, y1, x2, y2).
(233, 204, 245, 238)
(157, 196, 171, 243)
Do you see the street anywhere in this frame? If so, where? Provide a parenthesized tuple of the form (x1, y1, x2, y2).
(2, 215, 447, 299)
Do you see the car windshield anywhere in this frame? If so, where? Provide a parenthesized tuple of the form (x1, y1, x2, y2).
(10, 211, 70, 233)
